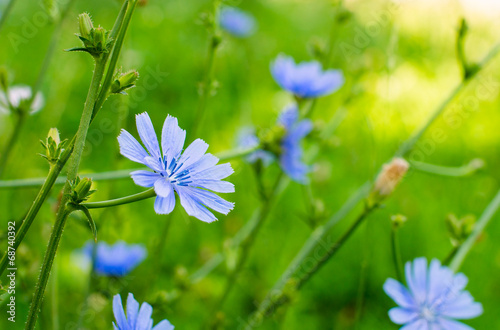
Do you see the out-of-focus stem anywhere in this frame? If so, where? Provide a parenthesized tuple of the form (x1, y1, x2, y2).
(390, 226, 403, 282)
(411, 159, 483, 177)
(0, 0, 16, 34)
(449, 188, 500, 272)
(0, 111, 25, 177)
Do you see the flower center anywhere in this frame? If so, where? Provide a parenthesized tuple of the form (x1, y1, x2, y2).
(420, 305, 436, 322)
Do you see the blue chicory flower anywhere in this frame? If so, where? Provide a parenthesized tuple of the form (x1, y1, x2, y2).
(82, 241, 146, 277)
(384, 257, 483, 330)
(237, 105, 312, 183)
(113, 293, 174, 330)
(278, 105, 313, 183)
(118, 112, 235, 223)
(219, 7, 256, 37)
(270, 54, 344, 98)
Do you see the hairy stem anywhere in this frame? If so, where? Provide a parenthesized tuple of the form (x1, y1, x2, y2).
(82, 188, 156, 209)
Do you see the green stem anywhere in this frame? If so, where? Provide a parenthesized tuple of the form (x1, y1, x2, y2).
(191, 0, 221, 137)
(442, 245, 459, 266)
(0, 0, 132, 278)
(0, 146, 258, 189)
(0, 111, 25, 177)
(390, 226, 403, 282)
(26, 53, 108, 328)
(25, 207, 71, 330)
(208, 174, 287, 327)
(0, 0, 16, 35)
(411, 159, 483, 177)
(82, 188, 156, 209)
(449, 188, 500, 272)
(245, 184, 371, 328)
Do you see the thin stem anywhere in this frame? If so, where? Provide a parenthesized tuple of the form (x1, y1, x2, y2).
(0, 146, 258, 189)
(26, 53, 108, 328)
(0, 0, 133, 278)
(191, 0, 221, 137)
(390, 226, 403, 282)
(82, 188, 156, 209)
(0, 111, 25, 177)
(0, 0, 16, 35)
(411, 159, 483, 177)
(211, 174, 286, 316)
(442, 245, 459, 266)
(449, 188, 500, 272)
(25, 208, 71, 330)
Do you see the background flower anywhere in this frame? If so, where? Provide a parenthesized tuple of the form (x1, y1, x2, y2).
(82, 241, 147, 277)
(237, 127, 274, 165)
(270, 54, 344, 98)
(113, 293, 174, 330)
(384, 257, 483, 330)
(219, 7, 256, 37)
(0, 85, 44, 114)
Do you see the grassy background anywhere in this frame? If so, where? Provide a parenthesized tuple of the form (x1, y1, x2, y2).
(2, 0, 500, 328)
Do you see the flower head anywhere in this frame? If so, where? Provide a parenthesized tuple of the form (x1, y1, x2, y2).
(82, 241, 146, 277)
(237, 105, 312, 183)
(278, 105, 313, 183)
(384, 257, 483, 330)
(118, 112, 234, 223)
(219, 7, 256, 38)
(0, 85, 44, 114)
(372, 157, 409, 199)
(270, 55, 344, 98)
(113, 293, 174, 330)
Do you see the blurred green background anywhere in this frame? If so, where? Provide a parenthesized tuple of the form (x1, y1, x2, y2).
(2, 0, 500, 329)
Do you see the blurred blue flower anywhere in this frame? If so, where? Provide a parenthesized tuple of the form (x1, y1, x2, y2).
(278, 105, 313, 183)
(237, 105, 312, 183)
(270, 55, 344, 98)
(118, 112, 234, 223)
(83, 241, 146, 277)
(237, 127, 274, 166)
(0, 85, 44, 114)
(113, 293, 174, 330)
(384, 257, 483, 330)
(219, 7, 256, 37)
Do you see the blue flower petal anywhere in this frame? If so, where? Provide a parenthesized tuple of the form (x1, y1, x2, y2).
(388, 307, 418, 325)
(136, 302, 153, 330)
(219, 7, 256, 38)
(176, 139, 209, 173)
(113, 294, 128, 329)
(136, 112, 161, 160)
(440, 292, 483, 319)
(175, 186, 217, 223)
(154, 178, 174, 198)
(383, 278, 416, 309)
(118, 129, 149, 164)
(400, 319, 428, 330)
(154, 194, 176, 215)
(161, 115, 186, 164)
(183, 187, 234, 214)
(153, 319, 175, 330)
(436, 317, 475, 330)
(131, 170, 161, 187)
(126, 293, 140, 329)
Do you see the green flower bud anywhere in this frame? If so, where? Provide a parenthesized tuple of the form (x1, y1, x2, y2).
(40, 128, 67, 165)
(68, 177, 96, 204)
(391, 214, 407, 229)
(48, 127, 60, 146)
(446, 214, 476, 247)
(111, 70, 139, 94)
(78, 13, 94, 40)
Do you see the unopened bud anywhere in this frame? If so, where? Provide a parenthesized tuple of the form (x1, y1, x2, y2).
(93, 26, 107, 48)
(372, 157, 409, 200)
(68, 177, 96, 204)
(48, 127, 60, 145)
(391, 214, 407, 229)
(79, 13, 94, 40)
(111, 70, 139, 94)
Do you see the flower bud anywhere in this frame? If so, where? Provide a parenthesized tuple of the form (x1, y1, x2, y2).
(48, 127, 60, 145)
(68, 177, 96, 204)
(391, 214, 407, 229)
(92, 26, 107, 48)
(371, 157, 409, 202)
(111, 70, 139, 94)
(78, 13, 94, 40)
(40, 127, 67, 165)
(446, 214, 475, 247)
